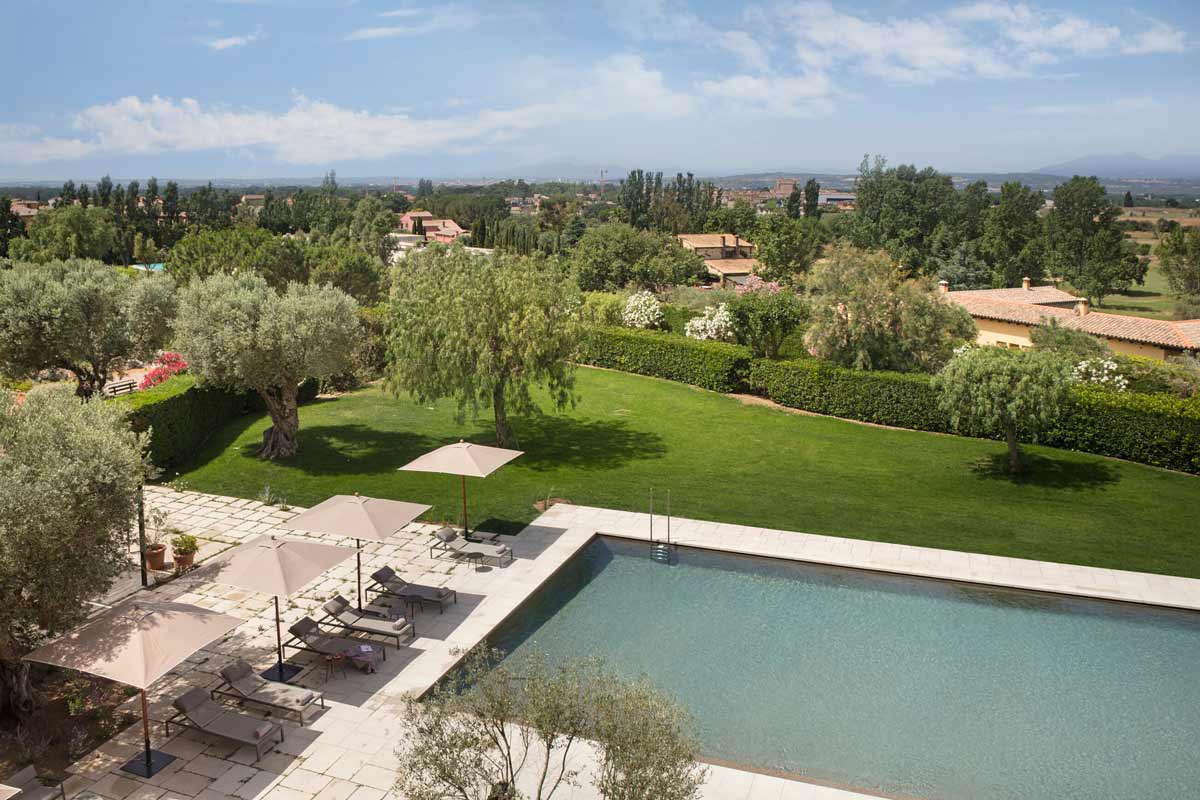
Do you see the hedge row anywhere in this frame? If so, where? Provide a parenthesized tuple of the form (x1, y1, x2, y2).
(579, 326, 751, 393)
(122, 375, 320, 472)
(1049, 388, 1200, 474)
(749, 358, 1200, 474)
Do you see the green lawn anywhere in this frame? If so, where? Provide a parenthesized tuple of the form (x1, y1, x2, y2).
(1092, 259, 1177, 320)
(174, 367, 1200, 578)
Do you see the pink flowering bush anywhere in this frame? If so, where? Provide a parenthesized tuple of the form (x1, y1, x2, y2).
(139, 352, 189, 390)
(735, 275, 782, 295)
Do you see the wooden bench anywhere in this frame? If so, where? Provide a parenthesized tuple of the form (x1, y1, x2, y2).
(103, 378, 138, 397)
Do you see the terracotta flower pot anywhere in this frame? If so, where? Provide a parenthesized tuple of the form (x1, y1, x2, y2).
(173, 551, 196, 571)
(145, 544, 167, 571)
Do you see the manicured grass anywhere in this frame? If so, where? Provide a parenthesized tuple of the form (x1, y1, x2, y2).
(174, 367, 1200, 578)
(1092, 259, 1176, 320)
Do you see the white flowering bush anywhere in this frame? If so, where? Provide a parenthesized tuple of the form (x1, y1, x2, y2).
(684, 304, 735, 342)
(622, 290, 663, 329)
(1071, 358, 1128, 392)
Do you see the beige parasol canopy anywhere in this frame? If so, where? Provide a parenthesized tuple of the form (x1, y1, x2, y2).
(207, 534, 354, 682)
(399, 440, 522, 534)
(24, 601, 242, 777)
(0, 785, 19, 800)
(282, 494, 430, 610)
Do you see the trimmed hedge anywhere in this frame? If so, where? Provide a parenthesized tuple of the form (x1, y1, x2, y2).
(579, 326, 751, 393)
(749, 358, 1200, 474)
(749, 359, 952, 433)
(1050, 388, 1200, 474)
(122, 375, 255, 472)
(659, 303, 700, 335)
(122, 375, 321, 472)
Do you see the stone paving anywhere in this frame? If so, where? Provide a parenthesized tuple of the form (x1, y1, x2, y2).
(67, 487, 1200, 800)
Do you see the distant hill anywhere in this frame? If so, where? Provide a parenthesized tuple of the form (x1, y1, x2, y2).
(1036, 153, 1200, 180)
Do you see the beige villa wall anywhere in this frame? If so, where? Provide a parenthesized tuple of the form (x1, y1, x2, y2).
(972, 317, 1170, 360)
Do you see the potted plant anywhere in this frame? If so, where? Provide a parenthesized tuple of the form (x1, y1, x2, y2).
(144, 508, 171, 571)
(170, 534, 200, 571)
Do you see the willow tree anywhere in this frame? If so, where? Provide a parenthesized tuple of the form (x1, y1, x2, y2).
(0, 384, 147, 716)
(387, 246, 582, 446)
(934, 346, 1072, 473)
(174, 273, 359, 458)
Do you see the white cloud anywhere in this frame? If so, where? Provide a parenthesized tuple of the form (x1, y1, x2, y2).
(1, 56, 695, 165)
(1016, 96, 1158, 116)
(345, 5, 480, 39)
(700, 73, 836, 117)
(604, 0, 769, 72)
(771, 1, 1188, 86)
(204, 27, 263, 51)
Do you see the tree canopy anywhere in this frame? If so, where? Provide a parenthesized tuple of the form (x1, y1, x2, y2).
(0, 383, 148, 716)
(166, 225, 308, 288)
(1156, 227, 1200, 315)
(934, 347, 1072, 473)
(174, 273, 359, 458)
(805, 244, 977, 372)
(569, 224, 704, 291)
(387, 246, 582, 446)
(7, 205, 118, 263)
(979, 181, 1046, 287)
(1045, 177, 1147, 304)
(750, 214, 825, 285)
(0, 260, 175, 395)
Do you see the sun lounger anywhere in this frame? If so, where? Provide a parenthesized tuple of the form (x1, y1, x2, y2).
(211, 661, 324, 723)
(321, 594, 414, 647)
(166, 687, 284, 762)
(369, 566, 458, 613)
(1, 767, 65, 800)
(285, 617, 385, 672)
(429, 527, 513, 567)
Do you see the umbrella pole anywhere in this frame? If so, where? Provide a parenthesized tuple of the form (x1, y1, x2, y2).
(461, 475, 469, 535)
(140, 689, 152, 773)
(356, 538, 363, 611)
(274, 595, 284, 677)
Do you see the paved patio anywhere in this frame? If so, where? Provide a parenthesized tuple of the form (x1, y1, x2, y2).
(59, 487, 1200, 800)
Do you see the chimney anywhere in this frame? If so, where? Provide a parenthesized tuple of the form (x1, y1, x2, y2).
(1022, 276, 1031, 290)
(938, 279, 950, 294)
(1075, 298, 1090, 316)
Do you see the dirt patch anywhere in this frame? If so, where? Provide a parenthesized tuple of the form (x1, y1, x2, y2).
(533, 497, 572, 513)
(0, 668, 138, 780)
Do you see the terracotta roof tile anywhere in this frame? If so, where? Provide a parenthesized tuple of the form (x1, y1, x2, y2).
(704, 258, 758, 275)
(951, 285, 1081, 304)
(948, 295, 1200, 351)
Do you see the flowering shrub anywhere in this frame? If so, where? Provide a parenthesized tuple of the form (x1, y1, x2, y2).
(1071, 358, 1128, 392)
(735, 275, 782, 295)
(684, 304, 735, 342)
(622, 291, 663, 329)
(139, 352, 189, 391)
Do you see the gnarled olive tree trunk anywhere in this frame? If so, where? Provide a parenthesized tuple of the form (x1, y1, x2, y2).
(0, 659, 35, 719)
(257, 382, 300, 459)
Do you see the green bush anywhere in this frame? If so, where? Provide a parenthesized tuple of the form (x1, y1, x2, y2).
(749, 358, 1200, 473)
(122, 375, 320, 472)
(659, 303, 699, 335)
(1049, 388, 1200, 473)
(749, 359, 952, 432)
(121, 375, 254, 472)
(581, 292, 626, 326)
(579, 326, 751, 393)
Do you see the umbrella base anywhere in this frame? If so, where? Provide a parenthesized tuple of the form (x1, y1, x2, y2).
(121, 750, 176, 778)
(261, 662, 303, 683)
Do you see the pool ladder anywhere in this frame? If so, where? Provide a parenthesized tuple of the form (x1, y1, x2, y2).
(649, 489, 676, 565)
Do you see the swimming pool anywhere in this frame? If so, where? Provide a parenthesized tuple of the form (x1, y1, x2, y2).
(488, 536, 1200, 800)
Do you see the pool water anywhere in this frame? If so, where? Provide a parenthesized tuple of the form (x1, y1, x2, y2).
(489, 537, 1200, 800)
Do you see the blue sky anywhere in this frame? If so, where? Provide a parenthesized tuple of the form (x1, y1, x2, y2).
(1, 0, 1197, 180)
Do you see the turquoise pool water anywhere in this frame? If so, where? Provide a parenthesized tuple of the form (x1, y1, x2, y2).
(489, 537, 1200, 800)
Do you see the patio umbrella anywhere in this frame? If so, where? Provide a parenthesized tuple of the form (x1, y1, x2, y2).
(281, 494, 430, 611)
(399, 440, 522, 535)
(206, 535, 354, 683)
(24, 601, 241, 778)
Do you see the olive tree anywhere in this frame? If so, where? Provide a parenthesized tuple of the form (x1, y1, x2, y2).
(395, 649, 706, 800)
(0, 384, 148, 716)
(174, 273, 359, 459)
(387, 246, 582, 447)
(0, 260, 176, 396)
(934, 346, 1072, 473)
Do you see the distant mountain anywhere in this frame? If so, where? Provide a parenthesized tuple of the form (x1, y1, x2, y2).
(1036, 153, 1200, 180)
